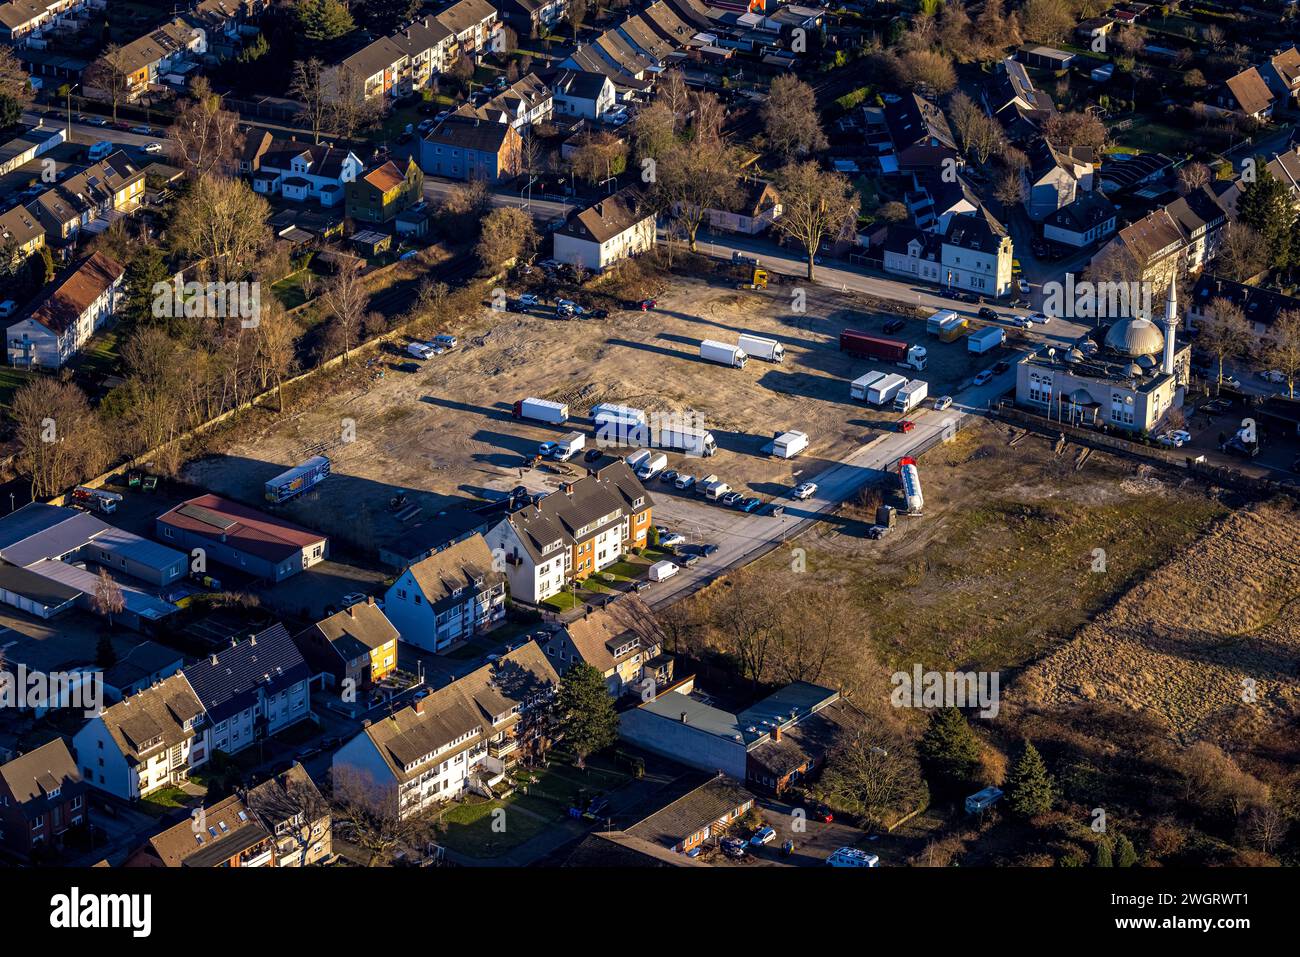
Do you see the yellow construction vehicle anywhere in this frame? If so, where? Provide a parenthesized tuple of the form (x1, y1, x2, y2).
(732, 251, 769, 289)
(742, 266, 769, 289)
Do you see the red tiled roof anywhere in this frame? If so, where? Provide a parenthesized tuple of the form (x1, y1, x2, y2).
(24, 252, 123, 336)
(157, 493, 325, 563)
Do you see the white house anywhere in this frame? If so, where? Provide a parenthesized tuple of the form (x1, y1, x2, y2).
(382, 534, 506, 653)
(250, 141, 363, 208)
(1021, 138, 1095, 222)
(1043, 190, 1117, 249)
(331, 643, 557, 819)
(71, 672, 208, 800)
(550, 69, 617, 121)
(482, 73, 553, 130)
(6, 252, 123, 369)
(553, 186, 655, 272)
(881, 210, 1013, 296)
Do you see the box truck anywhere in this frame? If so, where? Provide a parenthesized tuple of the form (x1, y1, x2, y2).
(850, 371, 886, 401)
(265, 456, 331, 504)
(737, 333, 784, 363)
(866, 372, 907, 406)
(591, 403, 648, 445)
(656, 424, 717, 457)
(700, 339, 748, 368)
(513, 397, 569, 424)
(625, 449, 651, 470)
(900, 456, 924, 514)
(893, 379, 929, 413)
(839, 330, 927, 371)
(636, 452, 668, 480)
(704, 480, 732, 501)
(772, 430, 808, 458)
(968, 326, 1005, 355)
(553, 432, 586, 461)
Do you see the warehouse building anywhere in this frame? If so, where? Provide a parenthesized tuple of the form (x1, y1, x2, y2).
(155, 494, 328, 582)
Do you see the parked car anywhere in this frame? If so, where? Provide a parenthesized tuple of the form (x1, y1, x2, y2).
(866, 525, 888, 540)
(1017, 279, 1031, 295)
(700, 543, 719, 557)
(1026, 312, 1049, 325)
(142, 142, 162, 154)
(130, 125, 152, 134)
(809, 802, 834, 823)
(680, 553, 701, 568)
(978, 306, 998, 321)
(659, 469, 678, 484)
(1260, 369, 1287, 384)
(897, 420, 915, 433)
(721, 836, 747, 859)
(933, 395, 953, 411)
(1222, 374, 1242, 388)
(583, 448, 604, 462)
(1156, 432, 1186, 447)
(674, 474, 697, 491)
(538, 441, 558, 457)
(1011, 315, 1030, 328)
(973, 370, 994, 386)
(882, 318, 906, 334)
(992, 360, 1010, 374)
(659, 531, 685, 547)
(740, 497, 762, 513)
(720, 491, 744, 507)
(750, 826, 777, 846)
(792, 482, 818, 500)
(431, 334, 457, 350)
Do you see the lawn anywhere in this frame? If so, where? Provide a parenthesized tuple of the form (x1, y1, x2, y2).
(542, 590, 582, 611)
(0, 365, 36, 407)
(67, 326, 124, 397)
(1111, 118, 1198, 156)
(138, 786, 192, 817)
(271, 269, 314, 310)
(436, 792, 558, 859)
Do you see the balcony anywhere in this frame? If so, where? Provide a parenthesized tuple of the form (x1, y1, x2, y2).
(489, 738, 519, 759)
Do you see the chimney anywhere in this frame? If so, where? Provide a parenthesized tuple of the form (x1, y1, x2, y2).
(348, 604, 356, 618)
(367, 595, 375, 606)
(584, 605, 591, 619)
(772, 723, 782, 742)
(210, 654, 218, 665)
(680, 711, 689, 724)
(414, 698, 426, 715)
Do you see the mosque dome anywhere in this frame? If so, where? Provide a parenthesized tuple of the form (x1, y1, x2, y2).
(1104, 316, 1165, 357)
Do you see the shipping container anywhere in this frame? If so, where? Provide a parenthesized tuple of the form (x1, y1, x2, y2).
(866, 372, 908, 405)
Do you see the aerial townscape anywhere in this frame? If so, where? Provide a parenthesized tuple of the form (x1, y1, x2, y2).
(0, 0, 1292, 929)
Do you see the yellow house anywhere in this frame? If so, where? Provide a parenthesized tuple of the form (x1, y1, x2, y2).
(296, 598, 399, 693)
(345, 158, 424, 224)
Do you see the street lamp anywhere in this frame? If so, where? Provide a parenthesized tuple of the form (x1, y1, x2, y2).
(65, 82, 80, 136)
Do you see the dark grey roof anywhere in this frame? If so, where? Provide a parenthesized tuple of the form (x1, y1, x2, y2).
(1045, 190, 1116, 233)
(0, 738, 83, 817)
(883, 93, 956, 152)
(0, 561, 80, 609)
(182, 623, 309, 724)
(0, 503, 108, 565)
(627, 774, 755, 848)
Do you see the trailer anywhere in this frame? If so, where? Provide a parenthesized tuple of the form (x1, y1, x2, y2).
(840, 329, 927, 371)
(850, 370, 886, 401)
(737, 333, 784, 363)
(656, 424, 717, 457)
(893, 379, 929, 413)
(591, 403, 649, 445)
(899, 456, 924, 514)
(553, 432, 586, 461)
(866, 372, 907, 406)
(938, 316, 969, 343)
(700, 339, 748, 368)
(968, 326, 1006, 355)
(772, 430, 808, 458)
(265, 456, 331, 504)
(513, 397, 569, 424)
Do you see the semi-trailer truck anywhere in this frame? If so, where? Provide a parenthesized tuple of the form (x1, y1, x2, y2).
(592, 403, 649, 445)
(968, 326, 1006, 355)
(656, 424, 717, 457)
(265, 456, 331, 504)
(840, 330, 927, 371)
(850, 371, 886, 401)
(700, 339, 748, 368)
(866, 372, 908, 406)
(737, 333, 784, 363)
(893, 379, 929, 413)
(513, 397, 569, 424)
(900, 456, 924, 514)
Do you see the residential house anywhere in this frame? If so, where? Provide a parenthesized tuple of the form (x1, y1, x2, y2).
(90, 18, 207, 102)
(100, 641, 186, 701)
(700, 178, 781, 235)
(482, 73, 553, 129)
(345, 157, 424, 224)
(882, 210, 1013, 296)
(619, 678, 864, 794)
(250, 140, 364, 208)
(0, 0, 90, 43)
(982, 57, 1055, 142)
(26, 151, 145, 245)
(126, 793, 275, 867)
(296, 598, 399, 692)
(237, 129, 273, 176)
(1021, 138, 1096, 222)
(625, 773, 755, 855)
(553, 185, 655, 271)
(435, 0, 499, 60)
(485, 461, 652, 603)
(559, 42, 655, 98)
(182, 623, 311, 758)
(1093, 185, 1234, 291)
(0, 738, 87, 857)
(156, 493, 328, 582)
(499, 0, 568, 35)
(1261, 46, 1300, 104)
(382, 533, 505, 653)
(1210, 67, 1275, 121)
(542, 593, 673, 697)
(1043, 190, 1118, 249)
(71, 672, 208, 800)
(419, 114, 522, 182)
(0, 203, 46, 261)
(549, 69, 617, 121)
(6, 251, 123, 368)
(881, 92, 957, 166)
(243, 763, 332, 866)
(331, 642, 558, 819)
(1187, 274, 1300, 338)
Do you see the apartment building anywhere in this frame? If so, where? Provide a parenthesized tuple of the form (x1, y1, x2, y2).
(382, 533, 506, 653)
(26, 150, 144, 245)
(6, 251, 123, 368)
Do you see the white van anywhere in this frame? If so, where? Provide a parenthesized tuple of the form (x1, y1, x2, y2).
(87, 141, 114, 162)
(827, 847, 879, 867)
(647, 560, 679, 582)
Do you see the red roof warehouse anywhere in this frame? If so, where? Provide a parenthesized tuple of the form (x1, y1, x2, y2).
(155, 494, 328, 583)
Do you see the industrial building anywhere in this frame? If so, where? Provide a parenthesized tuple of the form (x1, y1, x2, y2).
(155, 494, 328, 582)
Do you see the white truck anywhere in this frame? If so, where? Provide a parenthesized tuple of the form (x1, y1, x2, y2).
(635, 452, 668, 480)
(648, 560, 679, 582)
(625, 449, 651, 471)
(968, 326, 1006, 355)
(656, 423, 717, 457)
(704, 480, 732, 501)
(893, 379, 929, 413)
(737, 333, 784, 363)
(700, 339, 748, 368)
(513, 397, 569, 424)
(850, 371, 886, 401)
(553, 432, 586, 461)
(866, 372, 908, 406)
(591, 403, 649, 445)
(772, 430, 808, 458)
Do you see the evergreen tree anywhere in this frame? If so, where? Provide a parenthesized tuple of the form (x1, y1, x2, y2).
(1237, 165, 1296, 269)
(1094, 838, 1113, 868)
(123, 246, 171, 329)
(295, 0, 355, 44)
(1006, 740, 1055, 818)
(1114, 833, 1138, 867)
(918, 708, 981, 794)
(556, 662, 618, 764)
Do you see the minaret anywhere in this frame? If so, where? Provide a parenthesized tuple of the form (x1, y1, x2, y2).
(1162, 281, 1177, 376)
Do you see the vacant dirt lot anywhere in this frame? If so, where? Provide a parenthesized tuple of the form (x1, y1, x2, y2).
(184, 274, 1016, 551)
(1019, 497, 1300, 744)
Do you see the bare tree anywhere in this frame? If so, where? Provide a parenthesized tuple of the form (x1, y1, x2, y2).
(244, 765, 332, 866)
(1021, 0, 1074, 45)
(710, 574, 780, 689)
(772, 161, 859, 281)
(655, 129, 738, 251)
(0, 46, 33, 104)
(254, 301, 298, 412)
(1176, 161, 1211, 195)
(327, 65, 382, 140)
(12, 379, 107, 499)
(92, 568, 125, 629)
(1197, 297, 1252, 385)
(812, 725, 928, 830)
(476, 206, 539, 273)
(330, 767, 436, 866)
(762, 75, 828, 161)
(1215, 222, 1269, 282)
(321, 258, 367, 365)
(949, 92, 1006, 165)
(290, 59, 331, 143)
(84, 45, 131, 122)
(170, 174, 273, 283)
(1264, 309, 1300, 398)
(994, 169, 1027, 207)
(171, 77, 243, 178)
